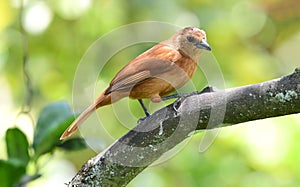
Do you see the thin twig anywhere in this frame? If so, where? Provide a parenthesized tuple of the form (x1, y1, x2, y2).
(18, 0, 33, 114)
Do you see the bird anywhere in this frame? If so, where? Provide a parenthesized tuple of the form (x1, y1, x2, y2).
(60, 26, 211, 140)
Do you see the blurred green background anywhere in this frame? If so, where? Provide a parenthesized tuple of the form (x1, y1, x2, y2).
(1, 0, 300, 186)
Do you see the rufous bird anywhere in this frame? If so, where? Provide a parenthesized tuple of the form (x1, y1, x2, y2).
(60, 26, 211, 140)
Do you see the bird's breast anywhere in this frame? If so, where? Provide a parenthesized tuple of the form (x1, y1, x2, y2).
(129, 56, 197, 99)
(174, 56, 198, 78)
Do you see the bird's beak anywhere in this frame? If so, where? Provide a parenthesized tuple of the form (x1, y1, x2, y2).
(196, 39, 211, 51)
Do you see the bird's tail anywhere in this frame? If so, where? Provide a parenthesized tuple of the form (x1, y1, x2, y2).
(60, 94, 107, 140)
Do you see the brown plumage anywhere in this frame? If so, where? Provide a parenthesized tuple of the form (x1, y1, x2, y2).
(60, 27, 211, 140)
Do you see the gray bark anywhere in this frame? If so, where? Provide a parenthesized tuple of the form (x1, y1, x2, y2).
(68, 68, 300, 187)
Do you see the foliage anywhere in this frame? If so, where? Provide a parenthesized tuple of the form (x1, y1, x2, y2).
(0, 102, 86, 187)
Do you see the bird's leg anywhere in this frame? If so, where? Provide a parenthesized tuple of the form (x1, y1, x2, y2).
(161, 86, 214, 101)
(161, 86, 215, 101)
(138, 99, 150, 117)
(161, 93, 184, 101)
(162, 86, 215, 112)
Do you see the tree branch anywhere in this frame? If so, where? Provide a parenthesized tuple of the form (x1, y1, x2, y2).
(68, 68, 300, 187)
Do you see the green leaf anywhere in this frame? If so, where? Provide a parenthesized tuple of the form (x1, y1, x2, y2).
(33, 101, 76, 160)
(56, 137, 87, 151)
(5, 128, 30, 167)
(0, 159, 26, 187)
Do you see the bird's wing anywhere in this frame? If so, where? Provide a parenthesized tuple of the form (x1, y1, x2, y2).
(105, 47, 182, 94)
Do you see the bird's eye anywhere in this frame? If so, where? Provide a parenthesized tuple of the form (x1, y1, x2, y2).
(187, 36, 195, 43)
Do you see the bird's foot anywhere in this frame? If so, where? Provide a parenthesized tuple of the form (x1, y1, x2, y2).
(138, 116, 148, 123)
(162, 86, 216, 113)
(161, 93, 191, 101)
(161, 86, 215, 102)
(172, 97, 183, 112)
(197, 86, 215, 94)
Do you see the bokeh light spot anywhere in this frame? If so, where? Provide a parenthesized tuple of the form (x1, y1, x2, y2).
(231, 2, 267, 38)
(53, 0, 91, 20)
(23, 1, 53, 34)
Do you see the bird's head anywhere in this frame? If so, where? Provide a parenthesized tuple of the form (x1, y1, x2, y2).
(170, 27, 211, 60)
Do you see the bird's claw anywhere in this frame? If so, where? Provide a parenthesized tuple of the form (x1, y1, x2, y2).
(172, 97, 182, 112)
(169, 86, 216, 114)
(138, 116, 148, 123)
